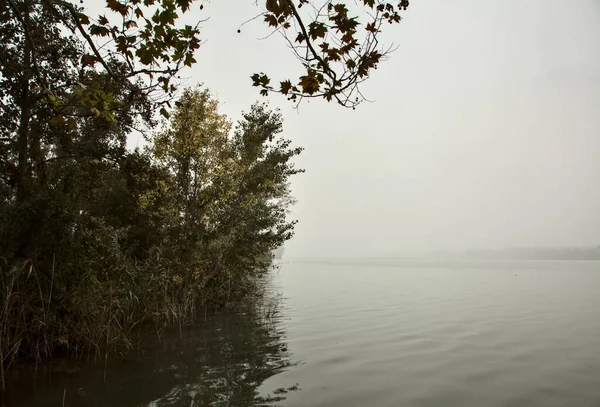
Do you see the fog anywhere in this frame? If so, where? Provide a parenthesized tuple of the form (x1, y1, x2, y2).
(151, 0, 600, 258)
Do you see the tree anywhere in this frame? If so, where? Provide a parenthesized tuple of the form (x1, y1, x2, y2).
(148, 88, 302, 288)
(0, 1, 310, 383)
(4, 0, 410, 111)
(0, 83, 304, 382)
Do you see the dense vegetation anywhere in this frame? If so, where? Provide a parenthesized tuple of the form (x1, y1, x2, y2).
(0, 5, 302, 386)
(0, 79, 302, 387)
(0, 0, 409, 391)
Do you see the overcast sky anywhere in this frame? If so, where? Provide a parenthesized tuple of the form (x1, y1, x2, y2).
(119, 1, 600, 258)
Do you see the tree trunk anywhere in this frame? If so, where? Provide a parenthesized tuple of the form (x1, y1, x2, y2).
(16, 0, 32, 203)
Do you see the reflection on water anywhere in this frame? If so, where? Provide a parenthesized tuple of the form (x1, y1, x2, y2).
(271, 260, 600, 407)
(6, 260, 600, 407)
(4, 286, 298, 407)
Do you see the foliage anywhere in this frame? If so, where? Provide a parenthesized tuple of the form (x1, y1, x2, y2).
(0, 77, 301, 391)
(5, 0, 409, 110)
(0, 0, 306, 391)
(254, 0, 410, 107)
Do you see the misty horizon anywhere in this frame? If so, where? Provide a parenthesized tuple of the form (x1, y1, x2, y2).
(281, 244, 600, 261)
(79, 0, 600, 259)
(181, 0, 600, 259)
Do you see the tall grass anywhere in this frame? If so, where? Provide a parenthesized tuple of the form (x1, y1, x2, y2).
(0, 253, 271, 391)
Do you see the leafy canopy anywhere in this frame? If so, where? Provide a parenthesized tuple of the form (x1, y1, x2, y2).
(6, 0, 410, 112)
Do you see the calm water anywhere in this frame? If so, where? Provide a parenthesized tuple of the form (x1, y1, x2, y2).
(5, 259, 600, 406)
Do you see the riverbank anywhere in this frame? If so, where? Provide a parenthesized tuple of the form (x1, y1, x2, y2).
(1, 275, 291, 406)
(0, 89, 302, 392)
(0, 258, 279, 392)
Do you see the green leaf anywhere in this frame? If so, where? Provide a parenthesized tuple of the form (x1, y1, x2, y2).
(47, 94, 60, 107)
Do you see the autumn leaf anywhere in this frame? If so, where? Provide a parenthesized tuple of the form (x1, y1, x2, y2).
(89, 25, 110, 37)
(308, 21, 327, 40)
(365, 22, 377, 33)
(280, 80, 292, 95)
(106, 0, 129, 16)
(336, 17, 359, 33)
(333, 3, 349, 15)
(264, 14, 278, 27)
(66, 118, 78, 130)
(184, 53, 196, 67)
(50, 115, 66, 127)
(125, 20, 138, 29)
(298, 73, 320, 95)
(81, 54, 99, 67)
(265, 0, 282, 14)
(75, 12, 90, 25)
(177, 0, 192, 12)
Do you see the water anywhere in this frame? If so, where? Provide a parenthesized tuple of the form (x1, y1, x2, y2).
(5, 259, 600, 406)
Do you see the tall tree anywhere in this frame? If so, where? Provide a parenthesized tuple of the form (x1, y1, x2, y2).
(148, 88, 302, 284)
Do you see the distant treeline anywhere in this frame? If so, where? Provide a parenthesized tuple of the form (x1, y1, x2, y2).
(460, 247, 600, 261)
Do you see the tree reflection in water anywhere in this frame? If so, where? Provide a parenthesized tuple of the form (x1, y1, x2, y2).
(5, 290, 299, 407)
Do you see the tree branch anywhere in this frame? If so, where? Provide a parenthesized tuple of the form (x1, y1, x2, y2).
(6, 0, 49, 90)
(54, 0, 116, 78)
(283, 0, 337, 85)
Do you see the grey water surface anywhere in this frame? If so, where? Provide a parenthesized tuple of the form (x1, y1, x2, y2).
(7, 260, 600, 406)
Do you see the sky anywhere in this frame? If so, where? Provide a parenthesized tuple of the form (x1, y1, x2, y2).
(99, 0, 600, 258)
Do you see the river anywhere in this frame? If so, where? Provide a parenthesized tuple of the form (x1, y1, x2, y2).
(5, 259, 600, 406)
